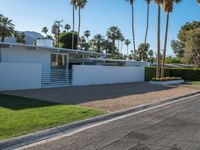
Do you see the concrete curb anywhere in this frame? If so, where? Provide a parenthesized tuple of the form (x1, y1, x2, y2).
(1, 91, 200, 150)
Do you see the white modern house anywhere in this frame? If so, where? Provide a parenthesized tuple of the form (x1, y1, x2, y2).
(0, 41, 147, 91)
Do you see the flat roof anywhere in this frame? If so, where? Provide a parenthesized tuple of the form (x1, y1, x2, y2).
(0, 42, 106, 57)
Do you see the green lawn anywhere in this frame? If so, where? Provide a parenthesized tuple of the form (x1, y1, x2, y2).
(0, 94, 106, 140)
(185, 81, 200, 85)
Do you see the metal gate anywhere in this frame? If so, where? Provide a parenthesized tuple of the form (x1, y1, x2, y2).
(41, 69, 72, 88)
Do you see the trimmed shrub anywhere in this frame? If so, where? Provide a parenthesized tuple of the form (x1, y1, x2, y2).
(59, 32, 78, 49)
(145, 67, 156, 81)
(145, 67, 200, 81)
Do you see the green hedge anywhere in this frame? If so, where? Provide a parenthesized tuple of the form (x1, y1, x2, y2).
(145, 67, 200, 81)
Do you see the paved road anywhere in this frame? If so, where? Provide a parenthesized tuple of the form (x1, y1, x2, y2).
(23, 95, 200, 150)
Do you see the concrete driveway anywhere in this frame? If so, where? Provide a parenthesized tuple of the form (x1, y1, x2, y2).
(1, 82, 199, 112)
(21, 94, 200, 150)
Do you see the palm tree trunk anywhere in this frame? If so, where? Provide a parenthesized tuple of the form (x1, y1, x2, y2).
(121, 41, 123, 54)
(161, 11, 170, 78)
(156, 5, 161, 79)
(131, 4, 136, 54)
(98, 44, 100, 52)
(72, 5, 75, 49)
(57, 34, 60, 47)
(112, 39, 115, 57)
(127, 46, 129, 57)
(143, 3, 150, 61)
(118, 40, 120, 52)
(77, 7, 81, 50)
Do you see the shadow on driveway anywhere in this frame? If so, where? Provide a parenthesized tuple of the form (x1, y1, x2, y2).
(0, 82, 176, 105)
(0, 94, 59, 110)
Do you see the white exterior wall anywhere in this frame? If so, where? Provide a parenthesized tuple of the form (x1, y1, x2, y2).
(0, 63, 42, 91)
(72, 65, 144, 86)
(0, 47, 51, 69)
(36, 39, 54, 47)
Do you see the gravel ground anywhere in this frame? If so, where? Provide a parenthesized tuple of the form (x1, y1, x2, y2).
(79, 83, 200, 112)
(2, 82, 199, 112)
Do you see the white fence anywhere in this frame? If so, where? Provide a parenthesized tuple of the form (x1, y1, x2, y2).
(72, 65, 144, 86)
(0, 63, 42, 91)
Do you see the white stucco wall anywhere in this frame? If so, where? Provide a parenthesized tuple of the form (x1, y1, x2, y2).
(0, 63, 42, 91)
(72, 65, 144, 86)
(0, 47, 51, 69)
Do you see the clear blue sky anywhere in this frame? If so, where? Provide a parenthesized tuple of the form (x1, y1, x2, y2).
(0, 0, 199, 55)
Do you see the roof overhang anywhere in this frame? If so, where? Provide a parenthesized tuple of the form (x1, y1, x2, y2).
(0, 42, 106, 57)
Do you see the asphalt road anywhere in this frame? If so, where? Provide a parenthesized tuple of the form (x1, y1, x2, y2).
(23, 95, 200, 150)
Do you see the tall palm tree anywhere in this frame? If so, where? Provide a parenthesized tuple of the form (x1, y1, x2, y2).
(125, 0, 136, 53)
(79, 36, 87, 50)
(84, 30, 91, 42)
(42, 27, 48, 37)
(120, 36, 125, 54)
(0, 15, 15, 42)
(116, 31, 123, 52)
(93, 34, 104, 52)
(142, 0, 152, 61)
(70, 0, 76, 49)
(65, 24, 71, 31)
(76, 0, 87, 50)
(154, 0, 163, 78)
(102, 39, 113, 55)
(51, 23, 60, 47)
(125, 39, 131, 57)
(89, 39, 95, 51)
(161, 0, 181, 77)
(106, 26, 120, 56)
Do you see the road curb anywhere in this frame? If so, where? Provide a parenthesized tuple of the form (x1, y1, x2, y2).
(1, 91, 200, 150)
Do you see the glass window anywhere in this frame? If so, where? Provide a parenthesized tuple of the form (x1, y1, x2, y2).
(51, 54, 67, 69)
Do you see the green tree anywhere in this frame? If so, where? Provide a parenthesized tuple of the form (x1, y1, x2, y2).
(148, 49, 154, 63)
(116, 30, 123, 53)
(107, 26, 121, 56)
(93, 34, 104, 52)
(65, 24, 71, 32)
(125, 0, 136, 53)
(125, 39, 131, 57)
(184, 28, 200, 67)
(143, 0, 152, 61)
(79, 36, 88, 50)
(171, 21, 200, 67)
(178, 21, 200, 42)
(42, 27, 48, 37)
(136, 43, 151, 61)
(0, 15, 15, 42)
(51, 23, 60, 47)
(76, 0, 87, 49)
(171, 40, 184, 58)
(166, 56, 181, 64)
(161, 0, 181, 78)
(84, 30, 91, 42)
(14, 31, 26, 44)
(102, 39, 113, 54)
(154, 0, 163, 78)
(120, 36, 125, 55)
